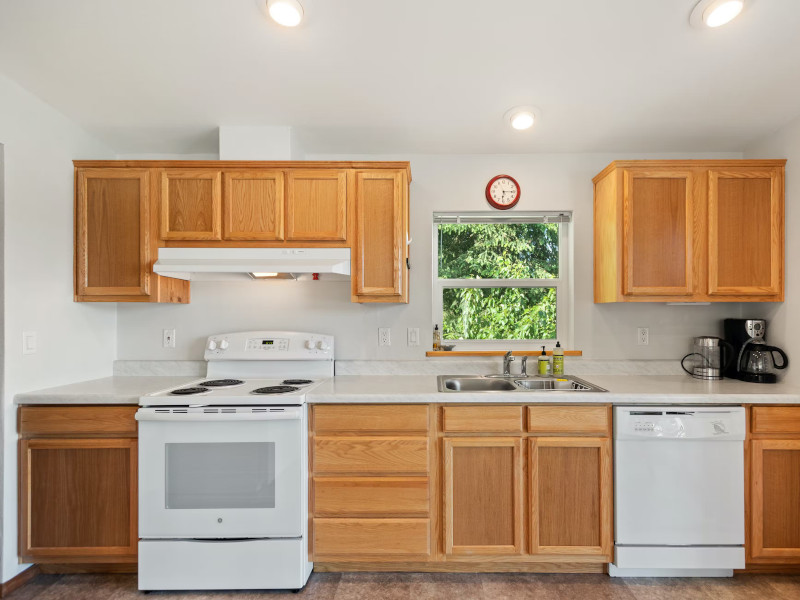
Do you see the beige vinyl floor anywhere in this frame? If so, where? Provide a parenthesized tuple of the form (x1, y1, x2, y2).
(5, 572, 800, 600)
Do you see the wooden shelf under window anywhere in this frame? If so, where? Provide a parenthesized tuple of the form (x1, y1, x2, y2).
(425, 350, 583, 357)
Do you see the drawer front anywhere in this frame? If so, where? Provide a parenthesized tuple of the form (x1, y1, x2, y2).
(527, 406, 610, 435)
(313, 405, 429, 434)
(313, 477, 429, 517)
(313, 437, 429, 474)
(752, 407, 800, 435)
(19, 406, 138, 437)
(442, 406, 523, 433)
(313, 518, 430, 557)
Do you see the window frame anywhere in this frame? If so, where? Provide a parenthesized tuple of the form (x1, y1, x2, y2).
(432, 211, 572, 350)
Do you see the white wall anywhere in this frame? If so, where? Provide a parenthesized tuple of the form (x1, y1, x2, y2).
(745, 114, 800, 384)
(116, 151, 748, 363)
(0, 74, 117, 581)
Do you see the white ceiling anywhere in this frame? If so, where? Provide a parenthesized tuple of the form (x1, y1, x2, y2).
(1, 0, 799, 155)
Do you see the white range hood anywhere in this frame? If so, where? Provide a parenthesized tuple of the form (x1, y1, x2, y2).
(153, 248, 351, 281)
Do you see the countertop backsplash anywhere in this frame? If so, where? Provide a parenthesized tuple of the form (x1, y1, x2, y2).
(114, 358, 684, 377)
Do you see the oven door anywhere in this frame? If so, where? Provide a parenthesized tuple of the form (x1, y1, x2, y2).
(137, 407, 304, 539)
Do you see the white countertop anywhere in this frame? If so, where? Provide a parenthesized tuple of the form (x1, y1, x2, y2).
(308, 375, 800, 404)
(14, 376, 198, 405)
(14, 374, 800, 405)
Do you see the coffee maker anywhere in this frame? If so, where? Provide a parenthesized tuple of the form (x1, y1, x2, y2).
(724, 319, 789, 383)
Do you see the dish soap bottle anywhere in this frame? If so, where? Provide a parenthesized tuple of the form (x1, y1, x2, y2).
(433, 325, 441, 351)
(552, 341, 564, 375)
(537, 346, 550, 376)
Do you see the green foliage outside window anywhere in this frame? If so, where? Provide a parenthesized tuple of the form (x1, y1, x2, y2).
(438, 223, 559, 340)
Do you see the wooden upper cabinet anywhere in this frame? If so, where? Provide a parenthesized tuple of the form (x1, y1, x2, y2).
(443, 437, 523, 556)
(161, 169, 222, 240)
(622, 169, 695, 296)
(222, 170, 284, 241)
(353, 170, 409, 302)
(594, 160, 785, 303)
(76, 168, 150, 297)
(529, 437, 612, 558)
(708, 167, 783, 297)
(286, 170, 347, 241)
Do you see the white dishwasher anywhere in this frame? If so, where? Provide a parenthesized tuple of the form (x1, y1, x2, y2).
(610, 406, 746, 577)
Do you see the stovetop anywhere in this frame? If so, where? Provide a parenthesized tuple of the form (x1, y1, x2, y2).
(140, 377, 326, 406)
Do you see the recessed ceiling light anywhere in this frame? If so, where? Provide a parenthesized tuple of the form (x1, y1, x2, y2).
(504, 107, 539, 131)
(260, 0, 304, 27)
(690, 0, 745, 28)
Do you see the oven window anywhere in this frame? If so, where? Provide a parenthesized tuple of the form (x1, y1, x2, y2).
(165, 442, 276, 509)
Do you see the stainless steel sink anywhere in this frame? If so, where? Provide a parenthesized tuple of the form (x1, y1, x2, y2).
(440, 376, 517, 392)
(437, 374, 607, 393)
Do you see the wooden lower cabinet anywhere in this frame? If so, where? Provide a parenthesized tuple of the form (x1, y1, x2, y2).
(310, 403, 613, 571)
(529, 437, 612, 557)
(18, 406, 138, 565)
(443, 437, 523, 556)
(748, 408, 800, 566)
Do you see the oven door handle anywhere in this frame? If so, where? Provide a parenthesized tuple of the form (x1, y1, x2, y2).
(135, 407, 303, 421)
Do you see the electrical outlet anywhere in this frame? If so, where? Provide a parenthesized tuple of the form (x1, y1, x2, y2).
(637, 327, 649, 346)
(407, 328, 420, 346)
(163, 329, 176, 348)
(379, 328, 391, 347)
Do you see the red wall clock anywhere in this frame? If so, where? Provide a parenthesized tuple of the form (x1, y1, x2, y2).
(485, 175, 520, 210)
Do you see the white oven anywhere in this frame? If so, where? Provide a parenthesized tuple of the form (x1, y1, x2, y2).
(137, 331, 332, 592)
(137, 406, 304, 539)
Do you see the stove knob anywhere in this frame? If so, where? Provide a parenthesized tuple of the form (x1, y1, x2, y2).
(207, 339, 218, 351)
(305, 340, 315, 350)
(219, 340, 229, 350)
(316, 341, 329, 351)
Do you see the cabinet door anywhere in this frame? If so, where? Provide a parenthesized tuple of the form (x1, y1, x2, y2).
(353, 170, 408, 300)
(751, 439, 800, 560)
(161, 169, 221, 240)
(19, 438, 138, 562)
(443, 437, 522, 556)
(529, 437, 612, 557)
(622, 169, 695, 296)
(286, 170, 347, 241)
(222, 170, 284, 241)
(76, 168, 150, 297)
(708, 167, 783, 297)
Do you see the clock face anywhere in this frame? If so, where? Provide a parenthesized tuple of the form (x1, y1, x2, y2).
(486, 175, 520, 210)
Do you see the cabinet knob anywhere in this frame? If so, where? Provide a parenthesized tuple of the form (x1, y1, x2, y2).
(219, 340, 229, 350)
(207, 340, 218, 351)
(317, 341, 329, 351)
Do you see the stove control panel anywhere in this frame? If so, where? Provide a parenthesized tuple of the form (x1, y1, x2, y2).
(204, 331, 334, 360)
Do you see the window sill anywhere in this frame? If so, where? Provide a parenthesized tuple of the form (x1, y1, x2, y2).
(425, 350, 583, 357)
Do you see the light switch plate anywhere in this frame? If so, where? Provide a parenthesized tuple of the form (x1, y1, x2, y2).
(407, 328, 420, 346)
(163, 329, 176, 348)
(22, 331, 36, 355)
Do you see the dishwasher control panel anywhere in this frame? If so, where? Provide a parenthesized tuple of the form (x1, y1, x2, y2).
(615, 406, 746, 441)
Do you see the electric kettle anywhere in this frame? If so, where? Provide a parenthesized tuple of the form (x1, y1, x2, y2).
(681, 336, 734, 380)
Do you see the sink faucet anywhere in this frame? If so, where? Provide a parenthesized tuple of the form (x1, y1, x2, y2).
(503, 351, 515, 376)
(521, 355, 528, 377)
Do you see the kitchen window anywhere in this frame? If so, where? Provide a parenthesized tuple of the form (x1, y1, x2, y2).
(432, 212, 571, 348)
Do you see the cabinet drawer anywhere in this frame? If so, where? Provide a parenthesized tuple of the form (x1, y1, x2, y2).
(313, 477, 429, 517)
(752, 407, 800, 435)
(527, 406, 610, 435)
(313, 518, 430, 557)
(313, 437, 429, 474)
(19, 406, 138, 437)
(313, 405, 428, 434)
(442, 406, 523, 433)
